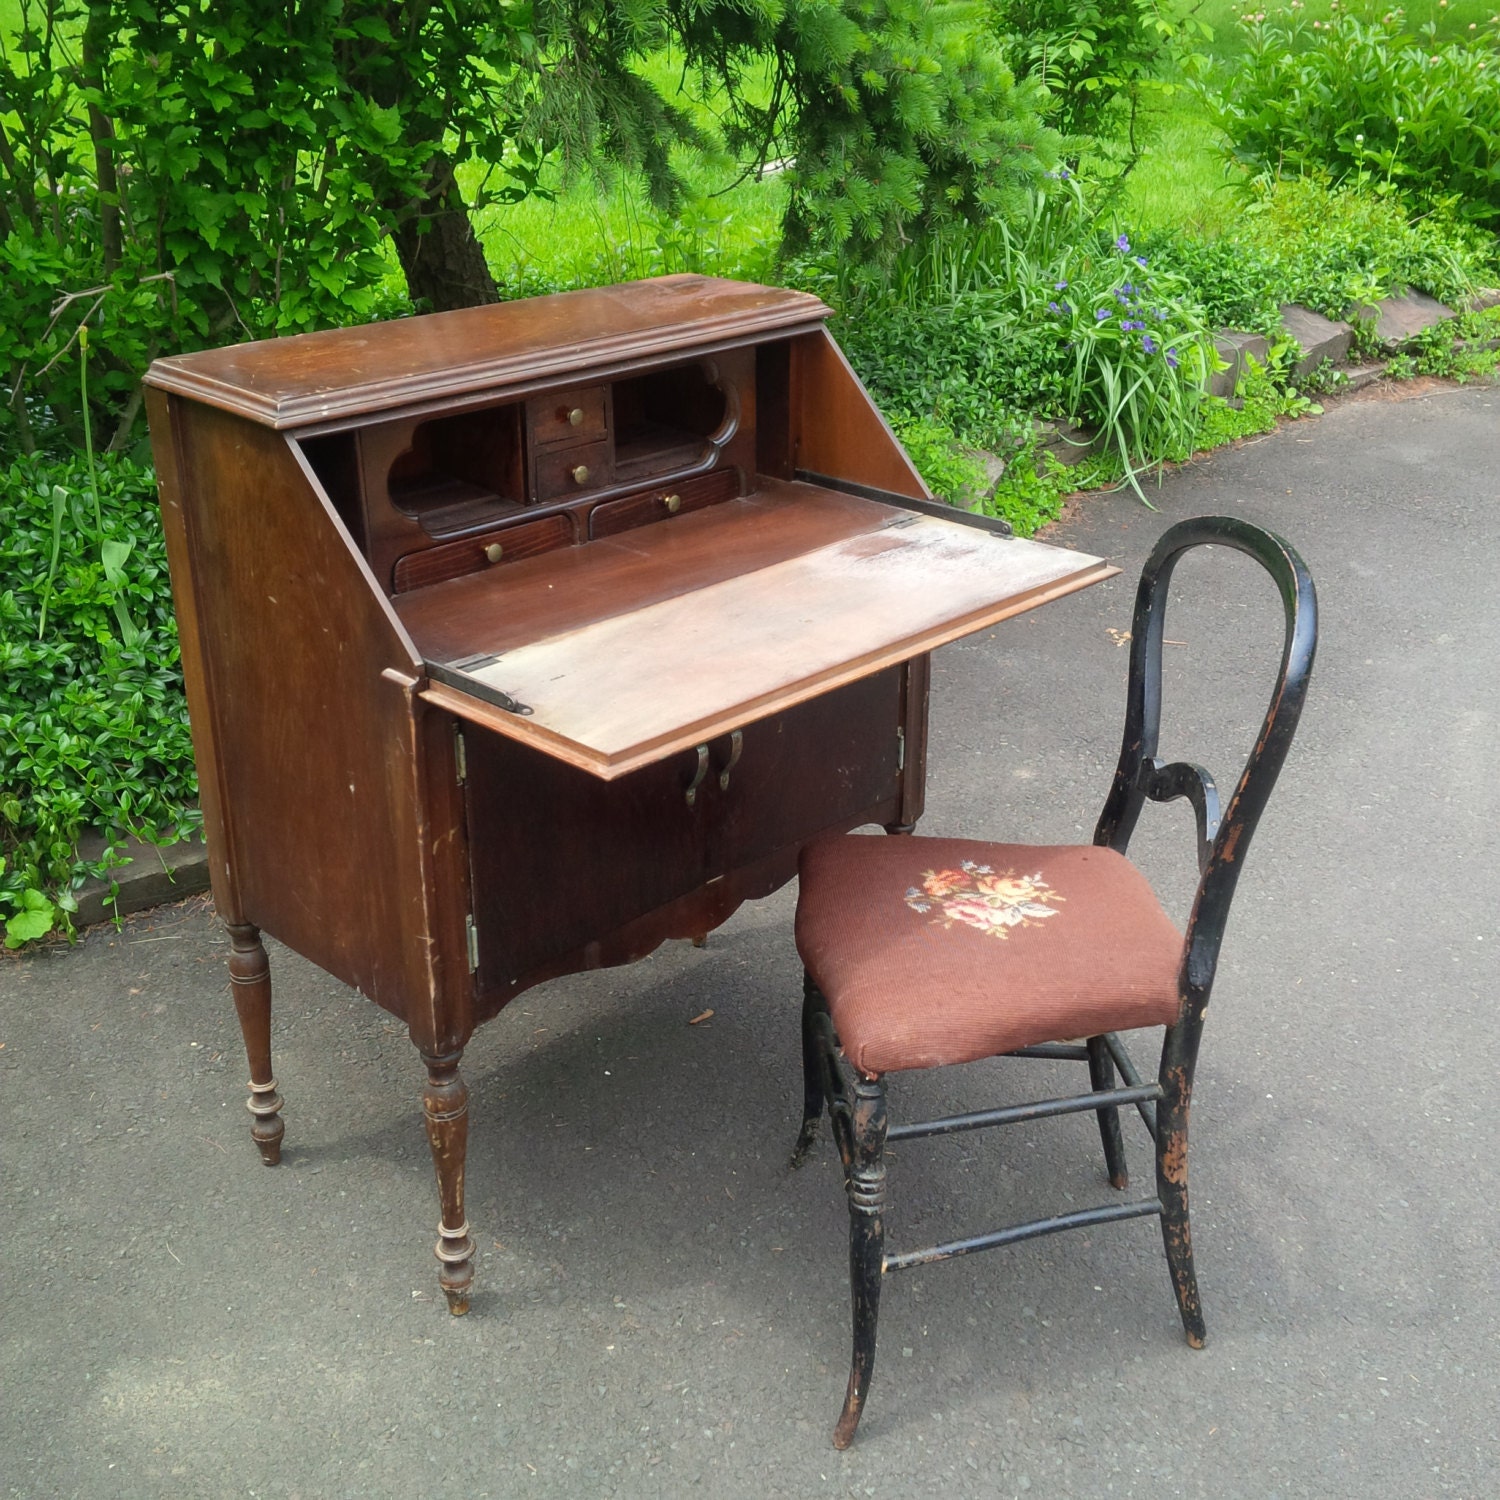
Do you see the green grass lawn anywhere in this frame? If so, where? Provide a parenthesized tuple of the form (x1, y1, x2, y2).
(1196, 0, 1498, 59)
(464, 48, 788, 290)
(472, 0, 1500, 289)
(470, 167, 786, 291)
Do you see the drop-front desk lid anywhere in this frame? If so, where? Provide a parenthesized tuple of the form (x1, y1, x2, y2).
(396, 481, 1116, 780)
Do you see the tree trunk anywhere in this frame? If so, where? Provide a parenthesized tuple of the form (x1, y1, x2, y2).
(82, 1, 123, 276)
(388, 155, 499, 312)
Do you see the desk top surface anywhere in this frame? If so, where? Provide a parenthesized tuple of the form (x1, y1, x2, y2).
(143, 276, 829, 429)
(398, 483, 1114, 778)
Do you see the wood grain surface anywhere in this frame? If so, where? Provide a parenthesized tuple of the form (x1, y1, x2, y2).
(144, 276, 828, 429)
(403, 483, 1113, 777)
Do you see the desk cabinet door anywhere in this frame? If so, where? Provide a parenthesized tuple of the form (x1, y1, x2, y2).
(707, 667, 907, 875)
(463, 730, 707, 989)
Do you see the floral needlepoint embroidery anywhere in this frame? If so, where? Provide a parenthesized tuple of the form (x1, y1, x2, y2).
(903, 860, 1063, 938)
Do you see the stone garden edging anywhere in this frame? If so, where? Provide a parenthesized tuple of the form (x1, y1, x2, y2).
(964, 286, 1500, 502)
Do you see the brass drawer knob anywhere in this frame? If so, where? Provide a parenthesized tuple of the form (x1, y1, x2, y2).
(484, 542, 504, 564)
(571, 464, 590, 485)
(662, 493, 682, 514)
(568, 407, 585, 426)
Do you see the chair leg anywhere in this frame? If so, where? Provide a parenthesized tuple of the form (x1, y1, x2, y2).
(1156, 1059, 1206, 1348)
(1087, 1035, 1129, 1190)
(833, 1073, 888, 1450)
(790, 972, 825, 1169)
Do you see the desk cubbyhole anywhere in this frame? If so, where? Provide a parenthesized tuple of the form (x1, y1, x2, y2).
(388, 404, 527, 535)
(612, 361, 731, 482)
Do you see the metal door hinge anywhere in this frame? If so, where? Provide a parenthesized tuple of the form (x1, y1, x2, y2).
(465, 914, 479, 972)
(454, 728, 467, 785)
(896, 726, 906, 772)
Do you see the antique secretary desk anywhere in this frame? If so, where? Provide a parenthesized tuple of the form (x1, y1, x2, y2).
(144, 275, 1112, 1312)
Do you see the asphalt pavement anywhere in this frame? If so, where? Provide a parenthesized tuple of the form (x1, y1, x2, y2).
(3, 378, 1498, 1499)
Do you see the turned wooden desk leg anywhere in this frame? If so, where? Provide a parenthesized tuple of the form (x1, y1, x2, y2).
(422, 1050, 476, 1315)
(226, 922, 284, 1166)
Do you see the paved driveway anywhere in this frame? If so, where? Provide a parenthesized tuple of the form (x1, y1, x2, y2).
(3, 381, 1497, 1498)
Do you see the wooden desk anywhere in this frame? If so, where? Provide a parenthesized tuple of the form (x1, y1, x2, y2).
(145, 274, 1113, 1312)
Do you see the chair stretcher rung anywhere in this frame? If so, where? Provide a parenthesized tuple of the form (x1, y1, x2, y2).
(883, 1197, 1164, 1273)
(886, 1081, 1163, 1142)
(1008, 1043, 1090, 1061)
(1102, 1032, 1159, 1139)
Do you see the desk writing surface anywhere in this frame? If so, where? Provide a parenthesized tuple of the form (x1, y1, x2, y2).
(397, 482, 1114, 778)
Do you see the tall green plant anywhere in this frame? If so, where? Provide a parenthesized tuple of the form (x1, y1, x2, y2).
(1044, 230, 1213, 492)
(997, 0, 1212, 159)
(1208, 4, 1500, 229)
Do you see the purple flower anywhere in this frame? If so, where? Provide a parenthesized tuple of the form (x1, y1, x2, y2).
(1047, 301, 1062, 314)
(1116, 233, 1131, 254)
(1142, 334, 1158, 354)
(1166, 347, 1179, 369)
(1096, 308, 1112, 322)
(1055, 280, 1069, 290)
(1135, 256, 1148, 268)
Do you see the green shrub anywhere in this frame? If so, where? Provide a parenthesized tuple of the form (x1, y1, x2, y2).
(888, 414, 992, 505)
(821, 185, 1216, 491)
(1208, 5, 1500, 230)
(834, 294, 1061, 450)
(998, 0, 1212, 154)
(0, 454, 198, 945)
(1140, 176, 1497, 330)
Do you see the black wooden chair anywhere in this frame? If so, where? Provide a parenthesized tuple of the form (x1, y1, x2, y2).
(789, 515, 1318, 1447)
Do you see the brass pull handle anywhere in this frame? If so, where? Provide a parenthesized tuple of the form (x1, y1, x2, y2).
(568, 407, 585, 427)
(685, 744, 710, 809)
(483, 542, 504, 564)
(662, 493, 682, 514)
(571, 464, 590, 485)
(717, 729, 743, 791)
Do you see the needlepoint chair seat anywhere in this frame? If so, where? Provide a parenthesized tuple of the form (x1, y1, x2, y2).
(796, 837, 1182, 1075)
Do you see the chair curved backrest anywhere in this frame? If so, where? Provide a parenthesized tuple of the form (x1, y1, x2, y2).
(1093, 516, 1318, 1009)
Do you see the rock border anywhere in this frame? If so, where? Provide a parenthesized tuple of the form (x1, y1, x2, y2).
(1007, 286, 1498, 491)
(72, 822, 210, 929)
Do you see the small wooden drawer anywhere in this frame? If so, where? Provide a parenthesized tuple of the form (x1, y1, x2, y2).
(391, 512, 575, 594)
(533, 437, 614, 502)
(527, 386, 608, 448)
(589, 467, 743, 539)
